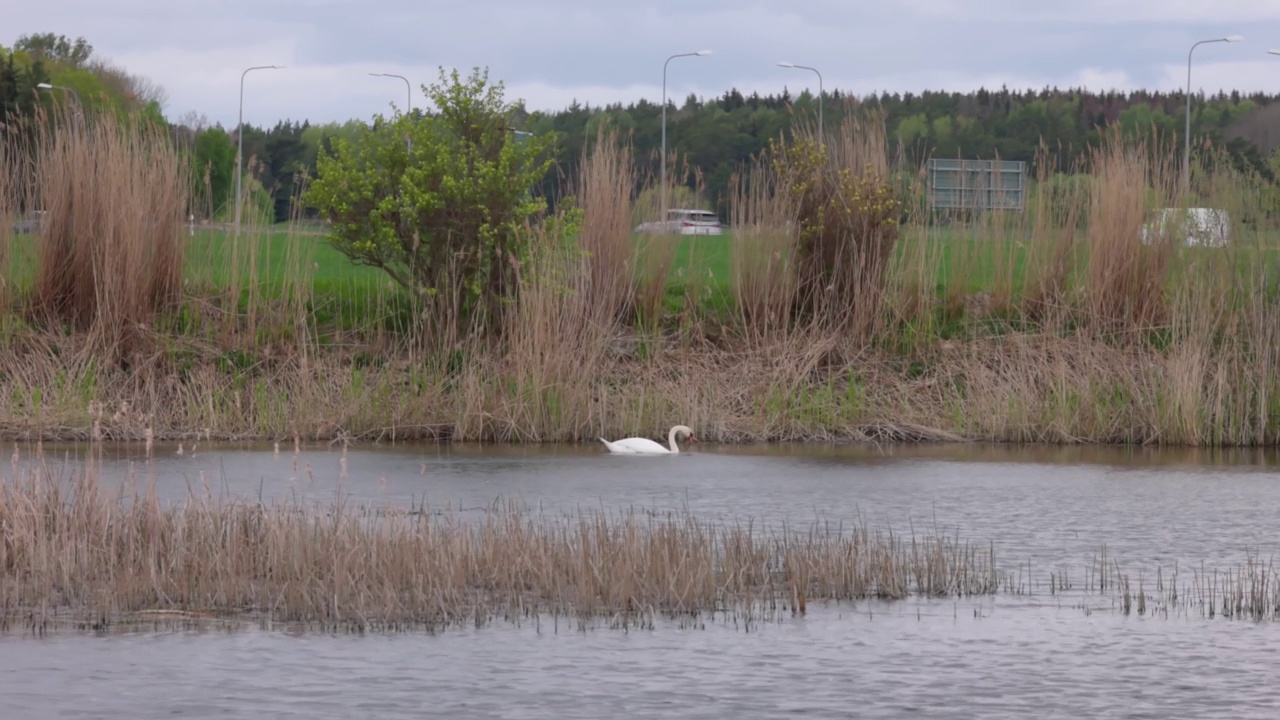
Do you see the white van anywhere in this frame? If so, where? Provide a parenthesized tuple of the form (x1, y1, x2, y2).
(635, 208, 724, 236)
(1140, 208, 1231, 247)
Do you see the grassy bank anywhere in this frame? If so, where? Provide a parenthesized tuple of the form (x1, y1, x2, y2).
(3, 111, 1280, 445)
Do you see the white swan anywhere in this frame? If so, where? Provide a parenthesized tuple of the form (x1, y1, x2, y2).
(599, 425, 696, 455)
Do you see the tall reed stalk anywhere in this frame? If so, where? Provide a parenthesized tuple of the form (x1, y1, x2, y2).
(26, 111, 189, 357)
(1083, 129, 1175, 334)
(493, 127, 639, 440)
(727, 137, 799, 341)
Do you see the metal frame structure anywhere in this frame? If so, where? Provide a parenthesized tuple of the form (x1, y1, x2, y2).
(926, 158, 1027, 213)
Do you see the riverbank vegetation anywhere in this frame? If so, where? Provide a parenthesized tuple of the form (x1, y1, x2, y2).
(4, 59, 1280, 446)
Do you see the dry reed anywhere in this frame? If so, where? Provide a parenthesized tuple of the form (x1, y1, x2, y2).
(1083, 130, 1176, 333)
(490, 129, 640, 440)
(0, 462, 1001, 632)
(569, 123, 639, 322)
(5, 459, 1280, 634)
(727, 129, 799, 341)
(25, 111, 189, 356)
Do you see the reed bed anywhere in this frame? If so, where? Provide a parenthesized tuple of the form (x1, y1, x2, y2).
(5, 459, 1280, 634)
(0, 463, 1002, 632)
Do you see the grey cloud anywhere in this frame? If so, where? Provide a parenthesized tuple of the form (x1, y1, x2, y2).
(279, 2, 1270, 93)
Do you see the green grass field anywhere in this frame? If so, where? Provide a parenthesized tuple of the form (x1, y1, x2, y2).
(8, 222, 1280, 325)
(4, 227, 382, 292)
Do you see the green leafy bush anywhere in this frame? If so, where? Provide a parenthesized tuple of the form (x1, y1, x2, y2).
(306, 67, 557, 337)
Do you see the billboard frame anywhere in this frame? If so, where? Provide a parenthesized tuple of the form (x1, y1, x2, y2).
(926, 158, 1026, 213)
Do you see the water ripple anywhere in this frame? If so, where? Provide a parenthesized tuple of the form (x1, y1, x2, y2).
(6, 444, 1280, 717)
(2, 604, 1279, 719)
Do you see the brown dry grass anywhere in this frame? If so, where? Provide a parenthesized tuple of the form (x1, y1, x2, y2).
(0, 462, 1001, 631)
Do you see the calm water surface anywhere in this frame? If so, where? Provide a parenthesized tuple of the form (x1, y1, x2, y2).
(3, 441, 1280, 718)
(35, 439, 1280, 570)
(3, 601, 1278, 719)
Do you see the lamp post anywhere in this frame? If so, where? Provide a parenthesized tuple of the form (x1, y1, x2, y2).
(777, 62, 823, 142)
(35, 82, 82, 116)
(1185, 36, 1241, 193)
(661, 50, 710, 221)
(369, 72, 412, 114)
(235, 64, 282, 235)
(370, 72, 413, 152)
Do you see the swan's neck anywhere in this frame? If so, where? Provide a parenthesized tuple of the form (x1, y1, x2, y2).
(668, 428, 680, 453)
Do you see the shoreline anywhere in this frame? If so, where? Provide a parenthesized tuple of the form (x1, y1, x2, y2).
(1, 327, 1277, 448)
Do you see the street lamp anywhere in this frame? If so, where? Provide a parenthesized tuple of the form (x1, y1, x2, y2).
(368, 72, 412, 114)
(370, 72, 413, 152)
(1185, 35, 1241, 192)
(661, 50, 711, 221)
(235, 64, 282, 234)
(777, 62, 823, 141)
(35, 82, 82, 115)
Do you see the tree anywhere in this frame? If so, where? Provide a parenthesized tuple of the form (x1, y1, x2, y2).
(0, 48, 50, 122)
(14, 33, 93, 67)
(191, 126, 236, 218)
(91, 60, 168, 109)
(5, 34, 167, 119)
(305, 66, 558, 335)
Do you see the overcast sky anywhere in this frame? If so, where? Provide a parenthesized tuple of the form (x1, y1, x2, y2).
(11, 0, 1280, 128)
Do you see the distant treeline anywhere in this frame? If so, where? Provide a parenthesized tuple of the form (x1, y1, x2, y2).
(6, 32, 1279, 221)
(197, 86, 1280, 223)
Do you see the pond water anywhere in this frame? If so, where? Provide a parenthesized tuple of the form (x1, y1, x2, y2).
(3, 440, 1280, 718)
